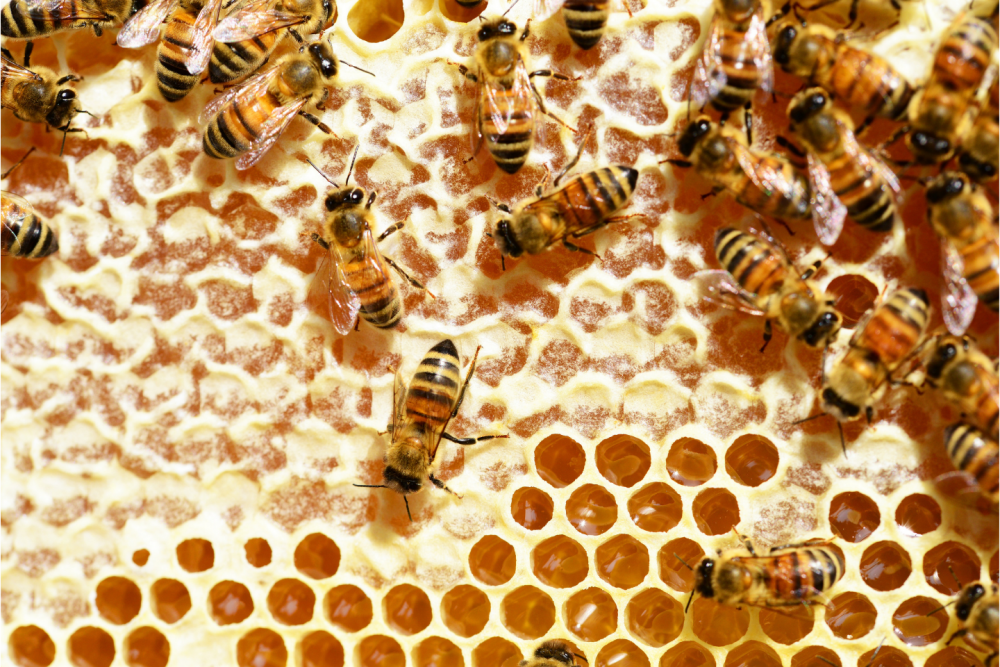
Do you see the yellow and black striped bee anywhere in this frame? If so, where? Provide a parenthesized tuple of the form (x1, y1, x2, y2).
(520, 640, 586, 667)
(924, 334, 999, 443)
(531, 0, 630, 50)
(210, 0, 336, 84)
(947, 582, 999, 664)
(700, 228, 842, 352)
(355, 340, 508, 521)
(787, 87, 900, 246)
(1, 0, 143, 39)
(958, 74, 998, 183)
(117, 0, 225, 102)
(202, 39, 338, 170)
(942, 423, 998, 507)
(925, 172, 998, 335)
(1, 44, 86, 150)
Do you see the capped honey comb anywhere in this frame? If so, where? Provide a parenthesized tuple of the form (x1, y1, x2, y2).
(1, 0, 998, 666)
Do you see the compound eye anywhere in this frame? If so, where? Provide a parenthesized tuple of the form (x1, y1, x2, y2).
(945, 177, 964, 195)
(982, 163, 997, 177)
(350, 189, 364, 205)
(477, 26, 491, 40)
(58, 89, 76, 102)
(934, 138, 951, 155)
(808, 92, 826, 111)
(324, 194, 339, 211)
(696, 119, 710, 135)
(911, 132, 929, 148)
(499, 20, 515, 34)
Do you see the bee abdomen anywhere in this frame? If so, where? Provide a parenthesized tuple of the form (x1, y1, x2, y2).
(845, 184, 895, 232)
(768, 547, 844, 602)
(482, 89, 534, 174)
(156, 11, 200, 101)
(715, 228, 787, 298)
(933, 16, 997, 93)
(859, 287, 929, 369)
(209, 34, 275, 84)
(710, 25, 762, 111)
(562, 0, 609, 50)
(1, 202, 58, 259)
(346, 261, 402, 329)
(961, 236, 1000, 311)
(405, 340, 462, 427)
(557, 166, 637, 232)
(944, 422, 999, 504)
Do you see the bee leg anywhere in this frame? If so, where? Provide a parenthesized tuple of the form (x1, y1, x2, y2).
(946, 628, 968, 646)
(553, 132, 590, 187)
(429, 473, 463, 499)
(519, 19, 531, 42)
(661, 158, 692, 168)
(743, 102, 753, 145)
(298, 112, 333, 136)
(759, 320, 773, 353)
(535, 164, 552, 195)
(376, 221, 406, 243)
(529, 69, 578, 84)
(23, 40, 33, 67)
(856, 114, 876, 137)
(701, 186, 724, 201)
(383, 256, 435, 299)
(527, 77, 578, 133)
(311, 233, 331, 251)
(465, 129, 485, 164)
(446, 60, 478, 83)
(800, 259, 823, 280)
(562, 239, 600, 260)
(441, 431, 509, 445)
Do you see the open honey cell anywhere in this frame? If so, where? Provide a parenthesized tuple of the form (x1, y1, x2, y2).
(595, 534, 649, 589)
(440, 584, 490, 637)
(691, 596, 750, 646)
(300, 631, 344, 667)
(627, 482, 682, 532)
(691, 487, 740, 535)
(132, 549, 150, 567)
(469, 535, 516, 585)
(564, 587, 618, 642)
(531, 535, 589, 588)
(925, 647, 985, 667)
(595, 639, 650, 667)
(825, 592, 877, 639)
(440, 0, 487, 22)
(150, 579, 192, 624)
(759, 603, 815, 644)
(8, 625, 55, 667)
(175, 537, 214, 572)
(471, 637, 522, 667)
(266, 578, 315, 625)
(658, 537, 703, 592)
(294, 533, 341, 580)
(893, 596, 949, 646)
(860, 541, 912, 591)
(923, 541, 981, 595)
(829, 491, 880, 542)
(95, 576, 142, 625)
(413, 637, 464, 667)
(724, 642, 782, 667)
(510, 487, 554, 530)
(500, 586, 556, 639)
(666, 437, 718, 486)
(236, 629, 286, 667)
(324, 584, 374, 632)
(625, 588, 684, 647)
(894, 494, 942, 536)
(826, 274, 878, 327)
(346, 0, 403, 42)
(244, 538, 272, 568)
(566, 483, 618, 535)
(595, 435, 651, 487)
(534, 434, 587, 488)
(356, 636, 405, 667)
(660, 642, 715, 667)
(124, 627, 170, 667)
(859, 646, 912, 667)
(383, 583, 433, 635)
(725, 434, 779, 487)
(67, 627, 115, 667)
(793, 648, 842, 667)
(208, 580, 255, 625)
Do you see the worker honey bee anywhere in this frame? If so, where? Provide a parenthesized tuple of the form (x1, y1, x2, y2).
(948, 582, 999, 664)
(210, 0, 336, 84)
(787, 88, 900, 246)
(923, 334, 999, 442)
(355, 340, 508, 522)
(958, 74, 998, 183)
(925, 172, 998, 335)
(942, 423, 999, 507)
(531, 0, 630, 50)
(1, 0, 144, 39)
(520, 640, 586, 667)
(201, 39, 338, 170)
(1, 44, 87, 151)
(699, 227, 842, 352)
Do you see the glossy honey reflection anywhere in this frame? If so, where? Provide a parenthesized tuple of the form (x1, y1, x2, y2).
(356, 635, 404, 667)
(692, 487, 741, 534)
(893, 596, 949, 646)
(534, 434, 587, 488)
(659, 642, 714, 667)
(267, 578, 315, 625)
(829, 491, 880, 542)
(124, 627, 170, 667)
(628, 482, 682, 532)
(8, 625, 55, 667)
(658, 538, 703, 592)
(566, 483, 618, 535)
(469, 535, 516, 585)
(825, 592, 877, 639)
(440, 585, 490, 638)
(472, 638, 521, 667)
(895, 494, 942, 536)
(759, 604, 815, 644)
(95, 576, 142, 625)
(324, 584, 374, 632)
(860, 541, 912, 591)
(626, 588, 684, 648)
(725, 434, 779, 486)
(596, 435, 651, 487)
(511, 486, 554, 530)
(923, 541, 982, 595)
(67, 627, 115, 667)
(564, 587, 618, 641)
(175, 538, 214, 572)
(208, 581, 254, 625)
(596, 534, 649, 589)
(294, 533, 341, 579)
(666, 437, 718, 486)
(414, 636, 464, 667)
(300, 631, 345, 667)
(532, 535, 589, 588)
(500, 586, 556, 640)
(725, 642, 782, 667)
(150, 579, 191, 624)
(383, 584, 432, 635)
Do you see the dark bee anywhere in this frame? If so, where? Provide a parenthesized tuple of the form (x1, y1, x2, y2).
(948, 582, 998, 665)
(958, 74, 998, 183)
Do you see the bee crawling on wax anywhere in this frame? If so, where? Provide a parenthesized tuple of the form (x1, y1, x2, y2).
(520, 640, 588, 666)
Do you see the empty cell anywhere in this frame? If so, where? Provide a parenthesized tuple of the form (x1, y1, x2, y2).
(244, 538, 272, 568)
(346, 0, 404, 42)
(925, 647, 986, 667)
(236, 629, 286, 667)
(500, 586, 556, 639)
(67, 627, 115, 667)
(895, 494, 942, 537)
(294, 533, 340, 580)
(413, 637, 464, 667)
(469, 535, 516, 585)
(564, 587, 618, 642)
(440, 585, 491, 638)
(692, 488, 740, 535)
(324, 584, 374, 632)
(827, 274, 878, 327)
(625, 588, 683, 648)
(825, 592, 877, 639)
(724, 642, 782, 667)
(759, 603, 814, 644)
(691, 597, 750, 646)
(793, 648, 842, 667)
(300, 631, 344, 667)
(923, 542, 982, 595)
(659, 642, 715, 667)
(150, 579, 191, 624)
(860, 541, 912, 591)
(8, 625, 55, 667)
(658, 538, 703, 592)
(666, 437, 717, 486)
(596, 534, 649, 589)
(566, 484, 618, 535)
(267, 578, 315, 625)
(628, 482, 682, 532)
(535, 435, 587, 488)
(176, 538, 214, 572)
(532, 535, 589, 588)
(357, 636, 405, 667)
(595, 639, 650, 667)
(829, 492, 880, 543)
(471, 638, 522, 667)
(596, 435, 651, 487)
(725, 435, 779, 487)
(208, 581, 255, 625)
(132, 549, 150, 567)
(95, 576, 142, 625)
(858, 646, 912, 667)
(124, 627, 169, 667)
(892, 597, 949, 646)
(511, 487, 554, 530)
(384, 584, 433, 635)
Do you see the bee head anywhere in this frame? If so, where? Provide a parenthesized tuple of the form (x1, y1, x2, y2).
(821, 386, 861, 421)
(955, 583, 986, 621)
(773, 25, 798, 66)
(801, 309, 842, 349)
(788, 89, 829, 124)
(926, 173, 968, 204)
(493, 219, 523, 258)
(694, 558, 715, 600)
(678, 118, 711, 157)
(307, 41, 338, 78)
(320, 0, 336, 29)
(717, 0, 756, 22)
(47, 88, 79, 129)
(478, 17, 516, 41)
(958, 152, 998, 181)
(533, 640, 576, 665)
(908, 130, 951, 161)
(382, 464, 423, 495)
(326, 186, 366, 211)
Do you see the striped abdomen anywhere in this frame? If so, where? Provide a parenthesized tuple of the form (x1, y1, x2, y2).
(1, 0, 92, 38)
(529, 166, 637, 243)
(209, 32, 278, 84)
(343, 254, 401, 329)
(156, 5, 201, 102)
(824, 145, 896, 232)
(729, 148, 811, 221)
(709, 20, 764, 112)
(401, 339, 462, 439)
(855, 287, 930, 372)
(1, 192, 58, 259)
(481, 84, 534, 174)
(944, 423, 998, 504)
(715, 228, 790, 304)
(745, 546, 845, 605)
(826, 42, 913, 121)
(203, 78, 282, 159)
(960, 233, 999, 312)
(562, 0, 608, 50)
(932, 14, 997, 95)
(959, 78, 999, 182)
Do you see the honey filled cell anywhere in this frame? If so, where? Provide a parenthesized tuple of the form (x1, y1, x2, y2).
(627, 482, 682, 532)
(566, 483, 618, 535)
(724, 642, 782, 667)
(440, 585, 491, 637)
(925, 647, 986, 667)
(236, 629, 286, 667)
(826, 274, 878, 327)
(266, 578, 316, 625)
(472, 638, 522, 667)
(324, 584, 374, 632)
(511, 487, 555, 530)
(691, 487, 741, 534)
(8, 625, 55, 667)
(691, 596, 751, 646)
(595, 639, 650, 667)
(244, 538, 272, 567)
(829, 492, 881, 542)
(531, 535, 589, 588)
(759, 604, 815, 644)
(208, 581, 255, 625)
(666, 437, 718, 486)
(564, 587, 618, 642)
(124, 627, 170, 667)
(150, 579, 192, 624)
(725, 435, 779, 486)
(595, 534, 650, 589)
(300, 631, 344, 667)
(895, 494, 942, 536)
(346, 0, 404, 42)
(595, 435, 651, 487)
(294, 533, 341, 579)
(625, 588, 684, 648)
(825, 592, 877, 639)
(534, 435, 587, 488)
(413, 637, 464, 667)
(658, 538, 703, 592)
(660, 642, 716, 667)
(469, 535, 517, 585)
(132, 549, 150, 567)
(859, 646, 912, 667)
(500, 586, 556, 640)
(357, 636, 405, 667)
(67, 627, 116, 667)
(860, 541, 912, 591)
(95, 576, 142, 625)
(175, 538, 214, 572)
(383, 584, 433, 635)
(892, 596, 949, 646)
(923, 542, 982, 595)
(793, 648, 842, 667)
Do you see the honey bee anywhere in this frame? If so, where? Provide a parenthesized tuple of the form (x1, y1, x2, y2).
(923, 334, 999, 442)
(210, 0, 336, 84)
(958, 74, 998, 183)
(666, 116, 812, 223)
(354, 340, 508, 521)
(787, 87, 900, 246)
(944, 582, 999, 664)
(925, 172, 998, 335)
(1, 0, 143, 39)
(1, 44, 86, 151)
(117, 0, 226, 102)
(520, 640, 586, 667)
(699, 227, 842, 352)
(201, 39, 338, 170)
(531, 0, 631, 50)
(942, 423, 999, 506)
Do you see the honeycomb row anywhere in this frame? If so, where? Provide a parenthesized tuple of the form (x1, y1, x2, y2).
(134, 532, 339, 576)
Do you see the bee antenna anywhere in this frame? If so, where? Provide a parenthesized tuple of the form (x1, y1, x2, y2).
(404, 496, 412, 522)
(946, 564, 962, 588)
(684, 587, 696, 613)
(674, 553, 694, 571)
(816, 658, 839, 667)
(353, 483, 388, 488)
(345, 144, 360, 185)
(339, 59, 375, 77)
(925, 599, 955, 617)
(2, 147, 35, 180)
(59, 126, 70, 157)
(502, 0, 522, 16)
(792, 411, 827, 425)
(77, 109, 97, 119)
(573, 654, 588, 665)
(305, 158, 339, 187)
(838, 421, 847, 458)
(866, 637, 887, 667)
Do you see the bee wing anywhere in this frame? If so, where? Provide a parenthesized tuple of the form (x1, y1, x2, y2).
(484, 59, 535, 137)
(117, 0, 177, 47)
(690, 16, 727, 107)
(309, 242, 361, 335)
(214, 2, 306, 41)
(806, 152, 847, 246)
(531, 0, 564, 20)
(941, 241, 977, 336)
(234, 96, 310, 170)
(747, 9, 772, 94)
(732, 143, 797, 207)
(695, 269, 769, 317)
(185, 0, 226, 74)
(19, 0, 111, 21)
(1, 55, 43, 84)
(201, 62, 277, 123)
(391, 361, 407, 434)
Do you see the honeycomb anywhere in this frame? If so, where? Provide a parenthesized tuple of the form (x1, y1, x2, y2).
(1, 0, 999, 665)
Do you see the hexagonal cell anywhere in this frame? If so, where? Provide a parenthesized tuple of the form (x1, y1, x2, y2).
(95, 576, 142, 625)
(892, 596, 949, 647)
(596, 435, 651, 487)
(267, 578, 316, 625)
(245, 538, 272, 568)
(829, 492, 880, 543)
(441, 585, 490, 638)
(535, 434, 586, 488)
(532, 535, 589, 588)
(124, 627, 170, 667)
(357, 636, 405, 667)
(132, 549, 150, 567)
(858, 646, 912, 667)
(595, 639, 650, 667)
(793, 648, 842, 667)
(511, 487, 554, 530)
(626, 588, 683, 648)
(300, 631, 344, 667)
(692, 488, 740, 535)
(208, 581, 255, 625)
(691, 596, 750, 646)
(500, 586, 556, 640)
(294, 533, 340, 580)
(67, 627, 115, 667)
(658, 538, 703, 592)
(383, 584, 433, 635)
(923, 542, 981, 595)
(347, 0, 403, 42)
(724, 642, 782, 667)
(564, 587, 618, 642)
(469, 535, 516, 585)
(324, 584, 374, 633)
(150, 579, 191, 624)
(8, 625, 55, 667)
(472, 638, 522, 667)
(413, 637, 464, 667)
(825, 592, 877, 639)
(860, 541, 912, 591)
(725, 435, 779, 487)
(176, 538, 214, 572)
(666, 437, 718, 486)
(236, 628, 286, 667)
(566, 484, 618, 535)
(628, 482, 682, 532)
(595, 534, 649, 589)
(759, 604, 814, 644)
(827, 274, 878, 327)
(894, 494, 941, 537)
(659, 642, 715, 667)
(924, 648, 985, 667)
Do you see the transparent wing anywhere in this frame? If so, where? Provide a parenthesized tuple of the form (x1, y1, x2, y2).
(1, 287, 7, 314)
(532, 0, 564, 20)
(186, 0, 226, 74)
(733, 143, 796, 204)
(392, 362, 407, 434)
(201, 63, 277, 122)
(214, 1, 305, 41)
(941, 241, 977, 336)
(307, 244, 360, 335)
(484, 59, 534, 137)
(234, 96, 309, 170)
(807, 152, 847, 246)
(695, 269, 769, 317)
(690, 16, 726, 107)
(747, 9, 772, 94)
(1, 55, 42, 84)
(20, 0, 111, 21)
(117, 0, 176, 47)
